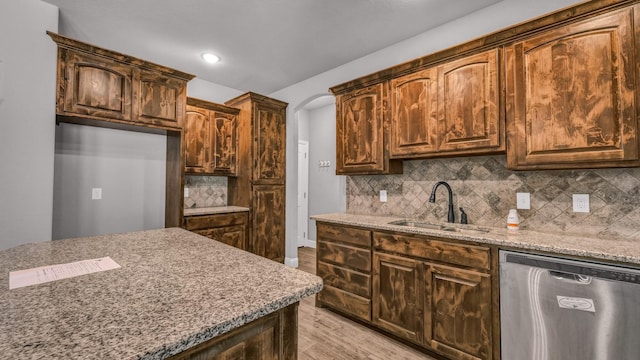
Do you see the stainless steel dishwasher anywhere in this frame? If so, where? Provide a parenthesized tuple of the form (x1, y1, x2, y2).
(500, 250, 640, 360)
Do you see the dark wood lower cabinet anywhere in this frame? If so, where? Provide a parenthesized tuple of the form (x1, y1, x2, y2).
(316, 222, 497, 360)
(168, 303, 298, 360)
(316, 223, 372, 322)
(184, 212, 248, 250)
(373, 252, 424, 343)
(251, 185, 285, 262)
(425, 263, 492, 360)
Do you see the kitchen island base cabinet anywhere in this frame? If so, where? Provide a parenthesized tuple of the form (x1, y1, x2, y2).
(169, 303, 298, 360)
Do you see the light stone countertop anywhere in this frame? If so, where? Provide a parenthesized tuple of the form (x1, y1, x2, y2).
(183, 206, 250, 216)
(312, 212, 640, 266)
(0, 228, 322, 359)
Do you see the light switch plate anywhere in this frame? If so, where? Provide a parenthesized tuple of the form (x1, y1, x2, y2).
(573, 194, 590, 213)
(516, 192, 530, 210)
(92, 188, 102, 200)
(379, 190, 388, 203)
(184, 188, 189, 197)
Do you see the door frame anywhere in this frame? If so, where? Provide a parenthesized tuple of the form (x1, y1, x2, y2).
(297, 140, 313, 247)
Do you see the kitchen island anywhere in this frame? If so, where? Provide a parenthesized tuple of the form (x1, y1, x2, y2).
(0, 228, 322, 359)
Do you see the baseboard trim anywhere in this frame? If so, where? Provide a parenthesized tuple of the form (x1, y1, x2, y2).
(284, 257, 299, 268)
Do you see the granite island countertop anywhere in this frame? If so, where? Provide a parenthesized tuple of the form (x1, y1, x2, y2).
(0, 227, 322, 359)
(312, 212, 640, 266)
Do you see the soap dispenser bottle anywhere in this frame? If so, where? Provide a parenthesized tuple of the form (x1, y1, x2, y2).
(507, 209, 520, 231)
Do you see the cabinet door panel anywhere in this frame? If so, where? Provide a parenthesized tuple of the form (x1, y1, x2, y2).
(212, 112, 238, 175)
(337, 83, 386, 174)
(438, 49, 502, 153)
(62, 50, 133, 120)
(373, 253, 423, 343)
(251, 185, 285, 262)
(253, 106, 286, 184)
(425, 263, 492, 360)
(390, 68, 439, 157)
(184, 105, 210, 173)
(135, 70, 186, 128)
(506, 6, 639, 169)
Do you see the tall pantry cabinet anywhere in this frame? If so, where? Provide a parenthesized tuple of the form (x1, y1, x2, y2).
(226, 93, 287, 263)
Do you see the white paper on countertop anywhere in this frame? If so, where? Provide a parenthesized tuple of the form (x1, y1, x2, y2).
(9, 257, 121, 289)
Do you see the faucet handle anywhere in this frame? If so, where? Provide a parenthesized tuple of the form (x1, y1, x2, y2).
(459, 207, 468, 224)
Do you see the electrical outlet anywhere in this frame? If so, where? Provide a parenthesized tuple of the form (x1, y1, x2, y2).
(184, 188, 189, 197)
(92, 188, 102, 200)
(516, 192, 530, 210)
(573, 194, 590, 213)
(379, 190, 388, 203)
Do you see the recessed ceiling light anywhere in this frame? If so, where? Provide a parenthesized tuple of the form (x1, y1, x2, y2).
(201, 53, 220, 64)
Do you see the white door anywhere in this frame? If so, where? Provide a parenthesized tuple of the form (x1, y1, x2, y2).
(297, 141, 309, 247)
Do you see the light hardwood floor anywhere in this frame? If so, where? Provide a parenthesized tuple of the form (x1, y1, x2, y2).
(296, 246, 438, 360)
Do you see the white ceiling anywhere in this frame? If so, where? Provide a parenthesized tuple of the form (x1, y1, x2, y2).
(42, 0, 501, 95)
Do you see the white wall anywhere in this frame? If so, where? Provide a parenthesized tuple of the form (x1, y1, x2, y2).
(269, 0, 583, 264)
(0, 0, 58, 250)
(52, 123, 166, 240)
(187, 78, 244, 104)
(307, 103, 345, 241)
(298, 109, 310, 142)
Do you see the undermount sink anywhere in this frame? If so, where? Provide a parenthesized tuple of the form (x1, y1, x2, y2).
(388, 220, 491, 234)
(387, 220, 444, 230)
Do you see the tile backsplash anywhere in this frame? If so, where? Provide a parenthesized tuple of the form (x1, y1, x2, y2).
(184, 176, 227, 208)
(347, 155, 640, 239)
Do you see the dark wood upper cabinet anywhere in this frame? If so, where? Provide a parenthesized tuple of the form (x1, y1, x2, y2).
(185, 105, 210, 172)
(334, 83, 402, 175)
(253, 105, 286, 184)
(134, 70, 187, 128)
(185, 98, 239, 175)
(390, 68, 439, 157)
(438, 49, 502, 154)
(506, 4, 640, 169)
(332, 0, 640, 170)
(60, 50, 133, 121)
(49, 32, 194, 131)
(389, 49, 502, 158)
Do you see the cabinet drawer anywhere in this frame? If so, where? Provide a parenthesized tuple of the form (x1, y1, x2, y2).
(317, 223, 371, 247)
(373, 232, 490, 271)
(318, 261, 371, 298)
(318, 240, 371, 272)
(184, 212, 247, 231)
(194, 225, 246, 250)
(318, 285, 371, 322)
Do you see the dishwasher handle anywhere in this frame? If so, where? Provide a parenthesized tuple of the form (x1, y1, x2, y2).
(548, 270, 592, 284)
(503, 252, 640, 285)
